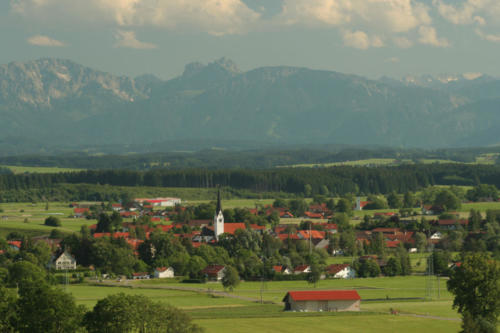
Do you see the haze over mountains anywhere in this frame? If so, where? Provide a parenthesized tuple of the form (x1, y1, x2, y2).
(1, 57, 500, 154)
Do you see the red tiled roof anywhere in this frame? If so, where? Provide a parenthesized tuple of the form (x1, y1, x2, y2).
(285, 290, 360, 301)
(385, 240, 401, 248)
(249, 224, 266, 231)
(93, 233, 111, 238)
(273, 265, 283, 273)
(298, 230, 325, 240)
(372, 228, 401, 234)
(74, 208, 89, 214)
(155, 267, 169, 272)
(8, 241, 21, 248)
(223, 223, 246, 235)
(304, 211, 323, 218)
(326, 264, 350, 275)
(132, 272, 149, 277)
(437, 219, 468, 226)
(294, 265, 310, 272)
(277, 234, 299, 241)
(201, 264, 225, 275)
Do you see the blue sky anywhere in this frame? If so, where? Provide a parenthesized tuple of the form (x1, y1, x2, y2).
(2, 0, 500, 80)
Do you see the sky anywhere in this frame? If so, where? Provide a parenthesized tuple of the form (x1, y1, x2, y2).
(2, 0, 500, 80)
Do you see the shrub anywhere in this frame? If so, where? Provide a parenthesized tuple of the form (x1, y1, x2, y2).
(44, 216, 61, 227)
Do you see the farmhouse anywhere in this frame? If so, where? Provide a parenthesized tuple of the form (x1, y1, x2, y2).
(283, 290, 361, 312)
(154, 267, 174, 278)
(51, 251, 77, 270)
(326, 264, 355, 279)
(201, 264, 226, 281)
(293, 265, 311, 274)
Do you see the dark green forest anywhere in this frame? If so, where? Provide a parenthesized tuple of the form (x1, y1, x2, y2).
(1, 164, 500, 202)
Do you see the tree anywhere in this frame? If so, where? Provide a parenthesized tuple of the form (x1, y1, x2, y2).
(16, 282, 85, 333)
(221, 266, 240, 291)
(335, 198, 353, 216)
(403, 191, 416, 208)
(447, 253, 500, 332)
(384, 257, 402, 276)
(84, 293, 203, 333)
(415, 232, 427, 253)
(386, 192, 402, 209)
(307, 264, 323, 287)
(304, 184, 312, 197)
(434, 189, 461, 211)
(44, 216, 61, 227)
(0, 286, 16, 332)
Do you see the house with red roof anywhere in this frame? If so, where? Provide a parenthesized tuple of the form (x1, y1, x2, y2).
(154, 267, 174, 278)
(434, 219, 469, 230)
(201, 264, 226, 281)
(283, 290, 361, 312)
(273, 265, 292, 275)
(73, 207, 89, 218)
(304, 211, 323, 219)
(326, 264, 356, 279)
(279, 211, 294, 218)
(293, 265, 311, 274)
(8, 241, 21, 251)
(132, 272, 150, 280)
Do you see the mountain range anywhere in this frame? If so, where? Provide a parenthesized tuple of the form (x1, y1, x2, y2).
(1, 57, 500, 154)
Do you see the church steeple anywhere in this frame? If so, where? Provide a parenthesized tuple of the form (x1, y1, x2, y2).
(216, 187, 222, 214)
(214, 187, 224, 240)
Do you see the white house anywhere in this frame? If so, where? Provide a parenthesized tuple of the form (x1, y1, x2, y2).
(430, 231, 443, 240)
(283, 290, 361, 312)
(51, 251, 77, 270)
(201, 265, 226, 281)
(154, 267, 174, 278)
(326, 264, 356, 279)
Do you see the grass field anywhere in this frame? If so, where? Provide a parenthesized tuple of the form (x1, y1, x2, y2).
(0, 202, 96, 237)
(196, 314, 460, 333)
(64, 276, 461, 333)
(1, 165, 84, 174)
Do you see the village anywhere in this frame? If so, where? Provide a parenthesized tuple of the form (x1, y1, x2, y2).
(3, 185, 494, 314)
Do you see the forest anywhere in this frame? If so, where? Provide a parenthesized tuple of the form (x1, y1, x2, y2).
(1, 163, 500, 202)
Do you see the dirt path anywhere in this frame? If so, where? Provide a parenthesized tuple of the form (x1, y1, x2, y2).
(397, 313, 460, 322)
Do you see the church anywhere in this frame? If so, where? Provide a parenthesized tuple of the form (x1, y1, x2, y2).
(194, 188, 246, 243)
(214, 188, 224, 240)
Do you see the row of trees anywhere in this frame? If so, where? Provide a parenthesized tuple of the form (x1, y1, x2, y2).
(3, 164, 500, 198)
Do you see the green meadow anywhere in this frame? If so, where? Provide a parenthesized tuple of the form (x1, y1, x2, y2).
(63, 275, 460, 333)
(0, 165, 84, 174)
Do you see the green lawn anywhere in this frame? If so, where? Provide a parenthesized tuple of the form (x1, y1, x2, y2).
(0, 202, 96, 237)
(137, 276, 452, 304)
(196, 314, 460, 333)
(67, 284, 251, 309)
(1, 165, 84, 174)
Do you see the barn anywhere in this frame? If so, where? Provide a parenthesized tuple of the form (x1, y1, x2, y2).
(283, 290, 360, 312)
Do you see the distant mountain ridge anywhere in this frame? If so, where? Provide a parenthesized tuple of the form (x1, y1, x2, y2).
(1, 57, 500, 154)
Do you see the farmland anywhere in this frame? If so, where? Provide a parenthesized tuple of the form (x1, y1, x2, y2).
(62, 275, 460, 332)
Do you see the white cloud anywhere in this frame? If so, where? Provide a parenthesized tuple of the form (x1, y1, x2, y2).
(114, 30, 157, 49)
(435, 0, 500, 25)
(342, 30, 384, 50)
(27, 34, 65, 47)
(11, 0, 260, 36)
(476, 28, 500, 42)
(393, 36, 413, 48)
(418, 26, 450, 47)
(281, 0, 431, 32)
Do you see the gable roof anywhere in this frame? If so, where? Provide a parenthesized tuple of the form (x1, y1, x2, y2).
(294, 265, 310, 272)
(201, 264, 225, 275)
(223, 223, 246, 235)
(326, 264, 350, 275)
(284, 290, 360, 302)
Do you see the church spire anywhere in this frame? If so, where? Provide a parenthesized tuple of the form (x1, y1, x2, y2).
(216, 186, 222, 214)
